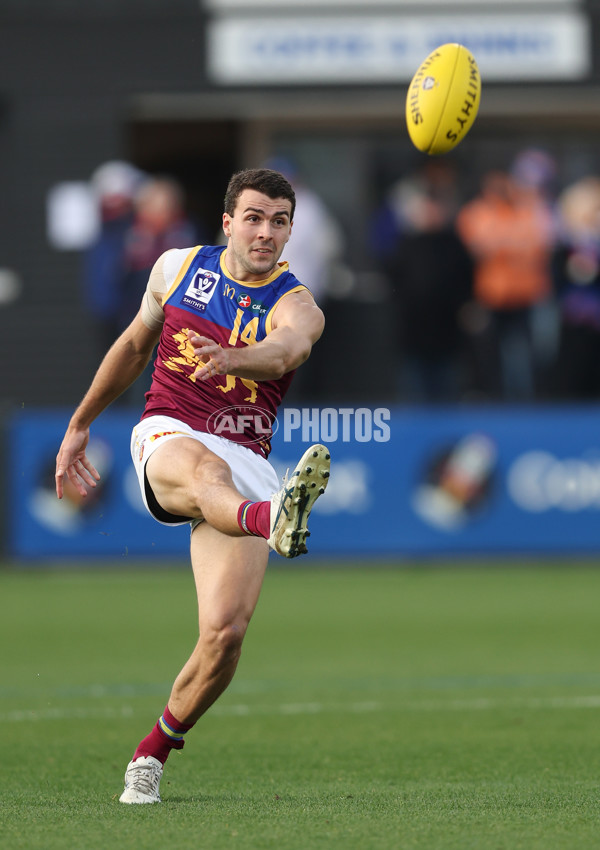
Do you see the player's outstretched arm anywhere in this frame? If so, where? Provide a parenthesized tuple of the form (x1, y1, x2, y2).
(188, 290, 324, 382)
(55, 312, 161, 499)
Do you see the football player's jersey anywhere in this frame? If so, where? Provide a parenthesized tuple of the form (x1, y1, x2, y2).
(141, 245, 307, 457)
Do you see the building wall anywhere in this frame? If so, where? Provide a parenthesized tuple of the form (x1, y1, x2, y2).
(0, 2, 208, 408)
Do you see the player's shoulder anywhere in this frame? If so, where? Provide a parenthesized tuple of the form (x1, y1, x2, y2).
(273, 264, 308, 295)
(161, 245, 224, 287)
(270, 285, 322, 326)
(286, 286, 317, 305)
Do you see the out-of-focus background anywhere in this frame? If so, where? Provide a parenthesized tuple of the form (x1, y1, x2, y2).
(3, 0, 600, 562)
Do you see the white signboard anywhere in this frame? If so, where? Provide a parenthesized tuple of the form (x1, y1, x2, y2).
(207, 12, 590, 84)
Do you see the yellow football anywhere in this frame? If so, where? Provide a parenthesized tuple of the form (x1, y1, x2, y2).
(406, 43, 481, 156)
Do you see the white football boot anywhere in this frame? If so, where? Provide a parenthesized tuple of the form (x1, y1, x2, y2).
(119, 756, 163, 804)
(269, 444, 331, 558)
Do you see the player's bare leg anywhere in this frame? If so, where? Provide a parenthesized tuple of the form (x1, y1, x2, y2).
(144, 436, 250, 536)
(145, 437, 331, 558)
(120, 526, 268, 804)
(169, 524, 269, 722)
(120, 438, 330, 803)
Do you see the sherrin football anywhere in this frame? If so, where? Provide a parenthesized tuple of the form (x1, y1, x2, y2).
(406, 43, 481, 156)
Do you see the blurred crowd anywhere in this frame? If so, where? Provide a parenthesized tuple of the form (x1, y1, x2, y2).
(375, 148, 600, 404)
(81, 161, 203, 403)
(79, 151, 600, 406)
(83, 162, 201, 355)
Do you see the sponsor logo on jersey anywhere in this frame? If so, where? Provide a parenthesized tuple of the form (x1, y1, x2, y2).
(149, 430, 188, 442)
(237, 293, 268, 315)
(182, 268, 221, 312)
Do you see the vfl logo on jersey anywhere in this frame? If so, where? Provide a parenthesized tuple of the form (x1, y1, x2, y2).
(182, 268, 221, 312)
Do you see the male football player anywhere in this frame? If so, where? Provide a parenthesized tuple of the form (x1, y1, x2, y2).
(55, 168, 331, 803)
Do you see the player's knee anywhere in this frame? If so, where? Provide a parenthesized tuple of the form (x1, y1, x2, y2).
(206, 622, 245, 668)
(187, 457, 233, 512)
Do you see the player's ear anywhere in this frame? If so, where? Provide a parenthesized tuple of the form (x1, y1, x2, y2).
(222, 212, 232, 238)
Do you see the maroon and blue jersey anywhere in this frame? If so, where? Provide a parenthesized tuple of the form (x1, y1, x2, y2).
(142, 245, 307, 457)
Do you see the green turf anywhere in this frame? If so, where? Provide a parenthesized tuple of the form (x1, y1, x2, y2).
(2, 560, 600, 849)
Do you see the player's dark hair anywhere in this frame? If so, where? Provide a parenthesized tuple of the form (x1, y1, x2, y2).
(224, 168, 296, 220)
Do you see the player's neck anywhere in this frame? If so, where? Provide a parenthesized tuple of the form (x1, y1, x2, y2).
(222, 247, 278, 284)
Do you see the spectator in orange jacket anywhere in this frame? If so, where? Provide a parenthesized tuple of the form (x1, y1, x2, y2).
(457, 168, 555, 400)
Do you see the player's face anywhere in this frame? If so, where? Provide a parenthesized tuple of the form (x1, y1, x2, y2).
(222, 189, 293, 281)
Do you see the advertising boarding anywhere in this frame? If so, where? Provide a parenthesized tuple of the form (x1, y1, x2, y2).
(7, 406, 600, 559)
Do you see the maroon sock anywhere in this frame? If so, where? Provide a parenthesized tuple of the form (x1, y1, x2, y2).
(237, 500, 270, 539)
(133, 705, 195, 765)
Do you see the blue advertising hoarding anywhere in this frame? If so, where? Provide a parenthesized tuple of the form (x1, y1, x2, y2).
(7, 405, 600, 559)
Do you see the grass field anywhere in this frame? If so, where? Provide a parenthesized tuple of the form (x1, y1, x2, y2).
(2, 560, 600, 849)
